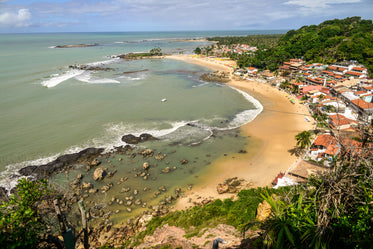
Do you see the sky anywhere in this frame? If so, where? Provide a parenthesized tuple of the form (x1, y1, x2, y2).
(0, 0, 372, 33)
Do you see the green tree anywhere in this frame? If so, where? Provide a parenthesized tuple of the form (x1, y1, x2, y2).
(295, 130, 313, 149)
(0, 179, 54, 249)
(150, 47, 162, 56)
(194, 47, 202, 54)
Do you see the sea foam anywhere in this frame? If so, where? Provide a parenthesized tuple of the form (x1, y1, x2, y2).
(41, 69, 84, 88)
(75, 73, 120, 84)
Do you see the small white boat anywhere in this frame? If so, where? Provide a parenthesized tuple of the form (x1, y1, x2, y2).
(304, 116, 311, 122)
(161, 98, 167, 102)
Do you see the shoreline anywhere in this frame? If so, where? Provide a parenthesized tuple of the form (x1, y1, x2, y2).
(166, 55, 314, 209)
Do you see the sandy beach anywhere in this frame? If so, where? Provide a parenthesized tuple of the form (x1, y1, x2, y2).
(167, 55, 314, 209)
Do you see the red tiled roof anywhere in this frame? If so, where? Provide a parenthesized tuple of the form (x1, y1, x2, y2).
(329, 114, 357, 127)
(351, 99, 373, 109)
(338, 67, 347, 72)
(280, 65, 290, 70)
(328, 66, 337, 70)
(346, 71, 363, 76)
(304, 72, 311, 76)
(284, 62, 292, 65)
(354, 91, 367, 95)
(352, 67, 366, 72)
(313, 134, 339, 156)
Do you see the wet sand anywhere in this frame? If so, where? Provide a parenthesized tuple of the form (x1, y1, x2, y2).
(166, 55, 314, 209)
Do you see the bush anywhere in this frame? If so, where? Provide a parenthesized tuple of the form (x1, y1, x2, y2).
(0, 179, 54, 249)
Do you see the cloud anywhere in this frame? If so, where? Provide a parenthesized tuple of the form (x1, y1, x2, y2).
(284, 0, 361, 9)
(0, 9, 31, 27)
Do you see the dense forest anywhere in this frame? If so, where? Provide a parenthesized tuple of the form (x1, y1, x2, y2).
(207, 34, 282, 50)
(211, 17, 373, 76)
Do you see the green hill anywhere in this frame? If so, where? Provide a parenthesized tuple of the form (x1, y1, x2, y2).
(236, 17, 373, 76)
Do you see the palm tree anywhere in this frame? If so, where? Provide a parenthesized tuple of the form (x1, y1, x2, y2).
(312, 113, 329, 131)
(295, 130, 313, 149)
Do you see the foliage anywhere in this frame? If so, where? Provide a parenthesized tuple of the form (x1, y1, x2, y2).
(295, 130, 313, 149)
(194, 47, 202, 54)
(207, 34, 282, 49)
(150, 47, 162, 56)
(226, 17, 372, 76)
(0, 178, 54, 249)
(131, 187, 289, 246)
(261, 142, 373, 248)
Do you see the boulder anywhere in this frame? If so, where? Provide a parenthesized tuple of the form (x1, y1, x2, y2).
(217, 183, 229, 194)
(256, 200, 272, 221)
(142, 162, 150, 171)
(121, 133, 157, 144)
(82, 182, 93, 189)
(93, 168, 106, 181)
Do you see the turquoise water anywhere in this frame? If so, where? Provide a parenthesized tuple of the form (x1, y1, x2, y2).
(0, 31, 273, 191)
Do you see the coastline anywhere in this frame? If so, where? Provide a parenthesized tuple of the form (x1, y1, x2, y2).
(167, 55, 314, 209)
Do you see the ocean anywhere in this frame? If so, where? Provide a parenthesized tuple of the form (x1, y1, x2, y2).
(0, 30, 283, 222)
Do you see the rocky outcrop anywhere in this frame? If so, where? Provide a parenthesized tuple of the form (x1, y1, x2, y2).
(18, 147, 104, 179)
(217, 177, 245, 194)
(55, 44, 99, 48)
(93, 168, 106, 181)
(68, 65, 113, 71)
(121, 133, 157, 144)
(200, 71, 230, 83)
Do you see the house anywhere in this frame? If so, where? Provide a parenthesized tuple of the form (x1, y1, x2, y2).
(329, 114, 358, 131)
(309, 134, 339, 162)
(350, 99, 373, 117)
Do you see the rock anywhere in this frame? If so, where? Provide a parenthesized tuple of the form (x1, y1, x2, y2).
(101, 185, 110, 192)
(126, 201, 132, 206)
(18, 147, 104, 179)
(180, 159, 188, 165)
(0, 187, 9, 203)
(88, 188, 98, 194)
(159, 186, 167, 192)
(142, 162, 150, 171)
(256, 200, 272, 221)
(120, 187, 131, 193)
(217, 183, 229, 194)
(155, 153, 167, 161)
(135, 199, 142, 205)
(141, 149, 153, 157)
(121, 133, 157, 144)
(120, 177, 128, 182)
(127, 208, 132, 212)
(118, 157, 122, 161)
(89, 159, 101, 167)
(162, 167, 171, 173)
(76, 174, 83, 180)
(133, 189, 139, 195)
(82, 182, 93, 189)
(93, 168, 106, 181)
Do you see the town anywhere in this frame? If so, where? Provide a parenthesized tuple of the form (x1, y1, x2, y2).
(194, 43, 373, 181)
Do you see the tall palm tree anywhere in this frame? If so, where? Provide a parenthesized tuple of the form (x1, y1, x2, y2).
(295, 130, 313, 149)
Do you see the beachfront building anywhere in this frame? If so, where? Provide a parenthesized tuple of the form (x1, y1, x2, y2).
(309, 133, 339, 163)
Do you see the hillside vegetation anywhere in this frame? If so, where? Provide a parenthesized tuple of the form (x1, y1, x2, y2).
(221, 17, 373, 76)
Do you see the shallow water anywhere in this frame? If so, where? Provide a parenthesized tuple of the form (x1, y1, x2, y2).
(0, 31, 268, 224)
